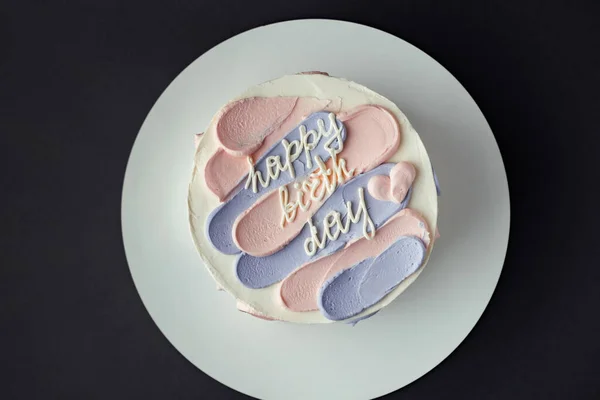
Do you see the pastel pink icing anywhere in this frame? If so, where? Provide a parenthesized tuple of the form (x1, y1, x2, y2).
(242, 312, 275, 321)
(205, 97, 332, 201)
(194, 132, 204, 149)
(279, 208, 430, 312)
(236, 301, 278, 321)
(367, 161, 416, 203)
(216, 97, 297, 156)
(232, 105, 402, 257)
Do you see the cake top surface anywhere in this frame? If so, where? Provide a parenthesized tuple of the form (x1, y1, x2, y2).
(188, 74, 438, 324)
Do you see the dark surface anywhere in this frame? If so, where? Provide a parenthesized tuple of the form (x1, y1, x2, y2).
(2, 1, 600, 399)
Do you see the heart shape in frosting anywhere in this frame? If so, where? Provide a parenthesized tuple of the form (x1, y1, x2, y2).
(367, 161, 416, 203)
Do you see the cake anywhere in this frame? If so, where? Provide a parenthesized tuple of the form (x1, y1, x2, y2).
(188, 73, 439, 324)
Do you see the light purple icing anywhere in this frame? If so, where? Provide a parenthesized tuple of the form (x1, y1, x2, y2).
(206, 112, 346, 255)
(432, 166, 441, 196)
(347, 311, 379, 326)
(318, 236, 425, 321)
(235, 163, 412, 289)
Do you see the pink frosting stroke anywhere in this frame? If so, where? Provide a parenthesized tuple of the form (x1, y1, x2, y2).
(236, 301, 278, 321)
(232, 105, 402, 257)
(216, 97, 297, 157)
(368, 161, 416, 203)
(280, 208, 431, 312)
(205, 97, 332, 201)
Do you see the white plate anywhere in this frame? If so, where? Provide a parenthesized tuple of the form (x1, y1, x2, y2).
(122, 20, 509, 400)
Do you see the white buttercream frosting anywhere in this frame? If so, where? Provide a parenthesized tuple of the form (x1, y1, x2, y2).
(188, 74, 438, 323)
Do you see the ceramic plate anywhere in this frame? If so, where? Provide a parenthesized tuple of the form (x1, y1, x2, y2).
(122, 20, 510, 400)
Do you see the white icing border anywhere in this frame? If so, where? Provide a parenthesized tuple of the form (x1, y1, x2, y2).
(188, 74, 438, 323)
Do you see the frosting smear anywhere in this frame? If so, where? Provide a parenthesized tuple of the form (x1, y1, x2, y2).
(216, 97, 297, 156)
(318, 236, 425, 321)
(205, 97, 333, 201)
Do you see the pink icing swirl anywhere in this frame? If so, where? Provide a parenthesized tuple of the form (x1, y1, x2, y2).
(204, 97, 333, 201)
(367, 161, 416, 203)
(216, 97, 297, 156)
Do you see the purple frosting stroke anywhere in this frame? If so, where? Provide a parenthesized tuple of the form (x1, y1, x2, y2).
(235, 163, 412, 289)
(346, 311, 379, 327)
(432, 165, 441, 196)
(206, 112, 346, 255)
(318, 236, 425, 321)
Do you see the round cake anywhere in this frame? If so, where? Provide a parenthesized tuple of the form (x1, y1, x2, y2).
(188, 73, 439, 324)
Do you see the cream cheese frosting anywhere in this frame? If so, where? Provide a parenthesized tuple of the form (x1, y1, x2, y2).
(188, 74, 438, 324)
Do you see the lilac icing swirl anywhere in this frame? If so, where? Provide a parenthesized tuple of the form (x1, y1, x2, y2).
(318, 236, 426, 321)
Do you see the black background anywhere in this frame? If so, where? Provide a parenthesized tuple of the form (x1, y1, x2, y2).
(2, 1, 600, 399)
